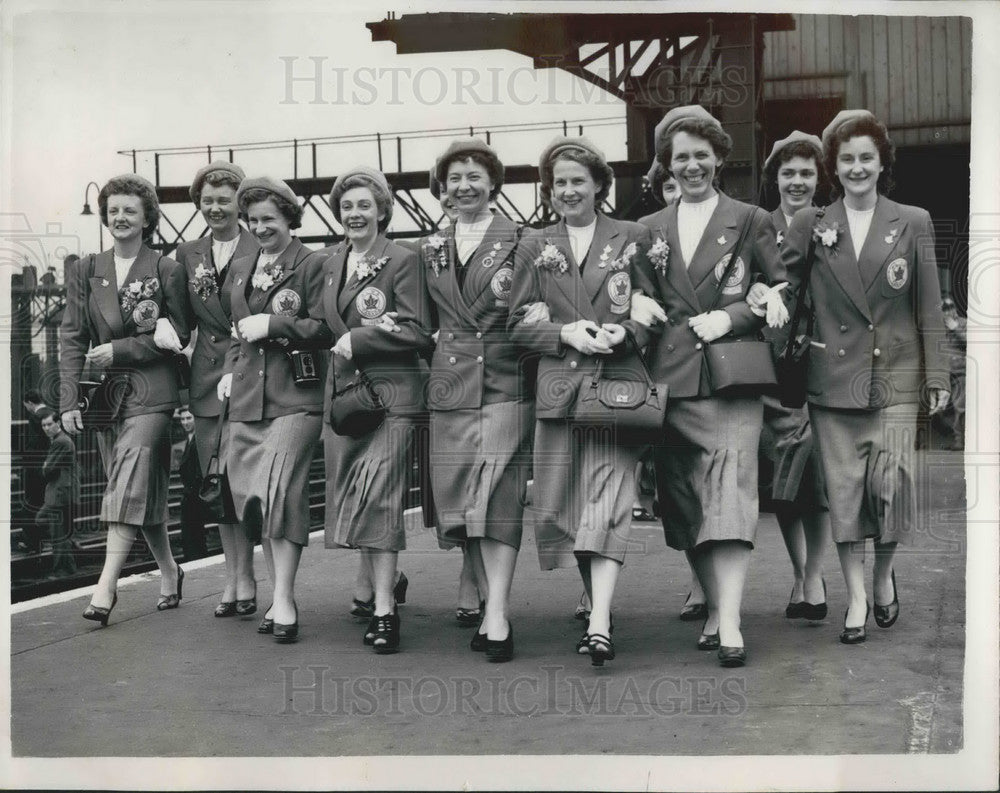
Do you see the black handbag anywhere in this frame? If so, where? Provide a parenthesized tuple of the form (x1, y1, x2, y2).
(774, 208, 824, 408)
(571, 332, 668, 434)
(703, 211, 778, 397)
(198, 399, 237, 523)
(329, 369, 386, 438)
(77, 372, 129, 430)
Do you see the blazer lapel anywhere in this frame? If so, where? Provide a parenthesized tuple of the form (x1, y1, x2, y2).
(821, 200, 872, 321)
(463, 216, 517, 313)
(859, 197, 905, 292)
(337, 236, 390, 315)
(687, 193, 739, 292)
(254, 238, 305, 310)
(543, 221, 598, 323)
(189, 236, 232, 327)
(662, 203, 701, 314)
(88, 251, 125, 337)
(581, 213, 619, 303)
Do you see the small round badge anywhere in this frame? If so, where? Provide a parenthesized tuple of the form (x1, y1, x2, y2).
(490, 267, 514, 301)
(714, 254, 746, 295)
(272, 289, 301, 315)
(356, 286, 387, 319)
(886, 258, 909, 290)
(132, 299, 160, 331)
(608, 272, 632, 313)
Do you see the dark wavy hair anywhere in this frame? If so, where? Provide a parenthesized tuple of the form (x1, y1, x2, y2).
(435, 151, 505, 201)
(329, 173, 394, 232)
(823, 115, 895, 199)
(193, 170, 242, 205)
(765, 139, 826, 188)
(655, 118, 733, 181)
(98, 175, 160, 241)
(238, 187, 303, 230)
(540, 148, 614, 209)
(647, 162, 680, 206)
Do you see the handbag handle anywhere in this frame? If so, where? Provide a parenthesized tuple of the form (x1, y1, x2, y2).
(781, 207, 825, 353)
(205, 397, 229, 473)
(587, 331, 662, 396)
(707, 209, 757, 313)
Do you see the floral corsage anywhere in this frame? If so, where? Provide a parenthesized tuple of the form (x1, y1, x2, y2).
(190, 262, 218, 301)
(812, 221, 841, 250)
(356, 254, 389, 280)
(119, 276, 159, 314)
(251, 259, 283, 291)
(534, 241, 569, 274)
(605, 241, 638, 272)
(423, 234, 449, 276)
(648, 237, 670, 276)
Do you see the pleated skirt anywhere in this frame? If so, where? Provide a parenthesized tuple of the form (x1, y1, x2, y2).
(808, 403, 918, 544)
(97, 411, 172, 528)
(323, 415, 419, 551)
(653, 397, 762, 551)
(227, 412, 322, 546)
(526, 419, 644, 570)
(430, 400, 534, 549)
(759, 394, 829, 512)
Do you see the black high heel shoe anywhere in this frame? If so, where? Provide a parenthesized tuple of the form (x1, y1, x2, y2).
(364, 614, 379, 646)
(372, 611, 400, 654)
(83, 593, 118, 627)
(874, 571, 899, 628)
(214, 601, 237, 618)
(273, 602, 299, 644)
(680, 592, 709, 622)
(697, 617, 720, 650)
(350, 596, 375, 620)
(577, 613, 614, 654)
(485, 623, 514, 663)
(236, 583, 257, 617)
(784, 584, 806, 619)
(393, 572, 408, 605)
(471, 621, 488, 652)
(157, 565, 184, 611)
(257, 604, 275, 634)
(587, 633, 615, 666)
(839, 603, 870, 644)
(718, 646, 747, 667)
(802, 578, 828, 622)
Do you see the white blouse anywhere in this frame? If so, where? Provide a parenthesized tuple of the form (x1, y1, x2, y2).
(677, 194, 719, 267)
(211, 236, 240, 273)
(845, 205, 876, 260)
(566, 218, 597, 266)
(113, 255, 136, 289)
(455, 215, 493, 264)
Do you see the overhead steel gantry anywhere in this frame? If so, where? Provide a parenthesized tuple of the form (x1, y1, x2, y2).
(127, 11, 794, 251)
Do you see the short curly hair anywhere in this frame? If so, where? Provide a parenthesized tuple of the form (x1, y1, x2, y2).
(540, 148, 614, 210)
(436, 150, 504, 201)
(765, 139, 825, 188)
(98, 175, 160, 241)
(823, 115, 895, 199)
(237, 186, 303, 230)
(193, 170, 242, 205)
(647, 162, 681, 206)
(655, 118, 734, 172)
(329, 173, 394, 232)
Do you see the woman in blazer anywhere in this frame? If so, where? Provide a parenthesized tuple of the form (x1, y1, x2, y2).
(219, 176, 332, 643)
(748, 132, 832, 622)
(779, 110, 950, 644)
(421, 138, 530, 662)
(633, 106, 786, 667)
(60, 174, 189, 625)
(507, 136, 654, 666)
(156, 162, 261, 618)
(320, 166, 433, 654)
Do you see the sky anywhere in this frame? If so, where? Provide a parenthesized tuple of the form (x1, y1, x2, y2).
(2, 0, 634, 268)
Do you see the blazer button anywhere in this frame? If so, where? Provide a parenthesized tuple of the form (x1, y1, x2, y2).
(210, 357, 217, 365)
(258, 348, 264, 355)
(237, 372, 244, 379)
(448, 333, 455, 340)
(258, 369, 264, 376)
(838, 349, 846, 357)
(666, 344, 675, 352)
(570, 361, 578, 369)
(868, 324, 874, 332)
(476, 356, 484, 363)
(355, 369, 360, 376)
(695, 342, 703, 350)
(873, 348, 881, 357)
(840, 325, 848, 333)
(449, 356, 457, 364)
(475, 332, 482, 339)
(210, 335, 218, 342)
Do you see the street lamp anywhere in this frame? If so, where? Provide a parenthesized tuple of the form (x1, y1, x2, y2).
(81, 180, 102, 252)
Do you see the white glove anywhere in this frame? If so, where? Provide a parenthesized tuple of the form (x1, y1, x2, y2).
(332, 332, 353, 360)
(61, 409, 83, 435)
(746, 282, 769, 315)
(375, 311, 401, 334)
(431, 330, 440, 344)
(688, 310, 733, 342)
(928, 388, 951, 415)
(217, 373, 233, 401)
(521, 301, 551, 325)
(237, 314, 270, 343)
(560, 320, 613, 355)
(630, 293, 667, 327)
(153, 317, 182, 352)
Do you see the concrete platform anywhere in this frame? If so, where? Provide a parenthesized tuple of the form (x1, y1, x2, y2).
(7, 448, 981, 787)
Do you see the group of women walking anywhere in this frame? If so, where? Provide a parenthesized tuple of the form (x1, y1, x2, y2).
(59, 104, 950, 668)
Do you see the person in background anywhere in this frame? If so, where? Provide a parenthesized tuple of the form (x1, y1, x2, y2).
(175, 407, 209, 562)
(749, 132, 832, 622)
(37, 407, 79, 577)
(934, 296, 966, 451)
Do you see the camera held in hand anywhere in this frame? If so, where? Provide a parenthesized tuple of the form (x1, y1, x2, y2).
(289, 350, 319, 386)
